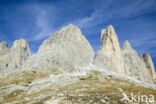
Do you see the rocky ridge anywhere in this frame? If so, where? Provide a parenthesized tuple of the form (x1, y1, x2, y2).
(141, 53, 156, 79)
(20, 24, 95, 74)
(93, 25, 155, 83)
(93, 25, 125, 74)
(0, 24, 156, 104)
(0, 39, 31, 72)
(0, 24, 155, 83)
(122, 40, 153, 83)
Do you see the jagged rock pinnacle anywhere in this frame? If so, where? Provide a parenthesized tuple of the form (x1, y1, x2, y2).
(123, 40, 132, 49)
(0, 39, 31, 72)
(141, 53, 156, 79)
(11, 39, 29, 50)
(122, 42, 154, 83)
(38, 24, 83, 52)
(94, 25, 125, 73)
(100, 25, 117, 49)
(27, 24, 95, 73)
(0, 41, 8, 50)
(0, 24, 155, 84)
(10, 39, 31, 62)
(101, 25, 116, 36)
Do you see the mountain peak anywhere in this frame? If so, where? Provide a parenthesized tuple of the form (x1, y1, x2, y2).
(10, 39, 31, 59)
(144, 52, 150, 57)
(94, 25, 125, 73)
(0, 41, 8, 50)
(11, 39, 29, 50)
(106, 25, 116, 35)
(101, 25, 116, 37)
(100, 25, 117, 49)
(36, 24, 94, 72)
(0, 24, 156, 104)
(123, 40, 132, 49)
(38, 24, 84, 53)
(141, 53, 156, 79)
(60, 24, 82, 34)
(68, 24, 77, 27)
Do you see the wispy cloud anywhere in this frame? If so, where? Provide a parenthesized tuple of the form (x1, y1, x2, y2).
(72, 0, 156, 53)
(68, 0, 156, 55)
(34, 6, 53, 40)
(72, 0, 156, 30)
(26, 5, 56, 41)
(0, 0, 156, 61)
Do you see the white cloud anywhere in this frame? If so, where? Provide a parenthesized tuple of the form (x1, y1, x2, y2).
(72, 0, 156, 30)
(32, 6, 55, 40)
(75, 0, 156, 54)
(22, 4, 57, 41)
(20, 0, 156, 57)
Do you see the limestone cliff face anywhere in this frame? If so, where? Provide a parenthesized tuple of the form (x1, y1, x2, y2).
(24, 24, 95, 73)
(140, 53, 156, 79)
(121, 41, 153, 83)
(10, 39, 31, 67)
(93, 25, 125, 73)
(0, 24, 155, 84)
(0, 42, 8, 51)
(93, 25, 155, 83)
(0, 39, 31, 72)
(0, 42, 9, 55)
(1, 24, 156, 104)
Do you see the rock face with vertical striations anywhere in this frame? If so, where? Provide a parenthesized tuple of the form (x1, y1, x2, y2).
(0, 24, 156, 104)
(93, 25, 155, 83)
(121, 40, 153, 83)
(10, 39, 31, 67)
(0, 42, 9, 55)
(23, 24, 95, 73)
(0, 39, 31, 72)
(93, 25, 125, 73)
(0, 42, 8, 50)
(0, 24, 155, 84)
(140, 53, 156, 79)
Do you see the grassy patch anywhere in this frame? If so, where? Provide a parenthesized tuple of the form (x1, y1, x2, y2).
(0, 70, 52, 87)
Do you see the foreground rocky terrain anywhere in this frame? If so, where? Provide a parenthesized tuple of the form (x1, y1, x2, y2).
(0, 24, 156, 104)
(0, 66, 156, 104)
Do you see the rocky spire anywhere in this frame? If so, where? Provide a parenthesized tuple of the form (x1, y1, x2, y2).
(0, 42, 9, 55)
(0, 42, 8, 50)
(123, 40, 132, 49)
(0, 39, 31, 72)
(141, 53, 156, 79)
(11, 39, 30, 52)
(26, 24, 95, 73)
(93, 25, 125, 73)
(10, 39, 31, 65)
(100, 25, 119, 53)
(100, 25, 122, 58)
(122, 41, 154, 83)
(38, 24, 83, 53)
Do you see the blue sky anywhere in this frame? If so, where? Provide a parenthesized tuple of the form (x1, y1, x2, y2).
(0, 0, 156, 68)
